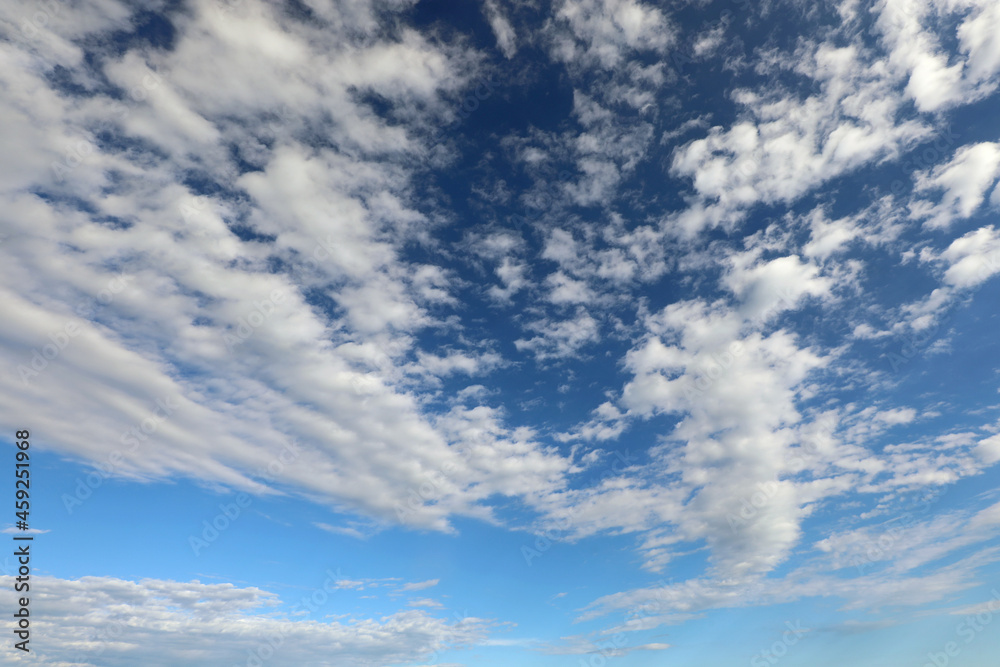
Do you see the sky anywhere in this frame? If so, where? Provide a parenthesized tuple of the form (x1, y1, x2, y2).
(1, 0, 1000, 665)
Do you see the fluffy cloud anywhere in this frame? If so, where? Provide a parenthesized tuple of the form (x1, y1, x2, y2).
(668, 36, 930, 236)
(580, 496, 1000, 629)
(483, 0, 518, 59)
(549, 0, 675, 70)
(898, 224, 1000, 330)
(617, 298, 830, 575)
(910, 142, 1000, 229)
(0, 0, 574, 537)
(664, 0, 1000, 237)
(514, 308, 601, 361)
(0, 575, 490, 666)
(939, 225, 1000, 287)
(722, 252, 833, 321)
(876, 0, 1000, 112)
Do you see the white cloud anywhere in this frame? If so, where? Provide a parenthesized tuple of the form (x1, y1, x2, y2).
(580, 511, 1000, 632)
(313, 522, 368, 540)
(666, 24, 952, 236)
(0, 0, 575, 537)
(803, 208, 861, 259)
(408, 598, 445, 608)
(484, 0, 518, 59)
(514, 309, 601, 361)
(938, 225, 1000, 288)
(399, 579, 440, 592)
(0, 527, 49, 535)
(875, 407, 917, 425)
(816, 498, 1000, 577)
(563, 297, 835, 576)
(414, 350, 504, 378)
(910, 142, 1000, 229)
(0, 575, 490, 666)
(876, 0, 1000, 112)
(899, 224, 1000, 330)
(722, 252, 833, 321)
(551, 235, 998, 596)
(692, 22, 727, 59)
(541, 633, 671, 655)
(562, 91, 655, 206)
(976, 433, 1000, 465)
(489, 257, 531, 301)
(546, 271, 596, 305)
(549, 0, 675, 70)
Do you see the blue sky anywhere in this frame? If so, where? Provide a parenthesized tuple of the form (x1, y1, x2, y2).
(1, 0, 1000, 665)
